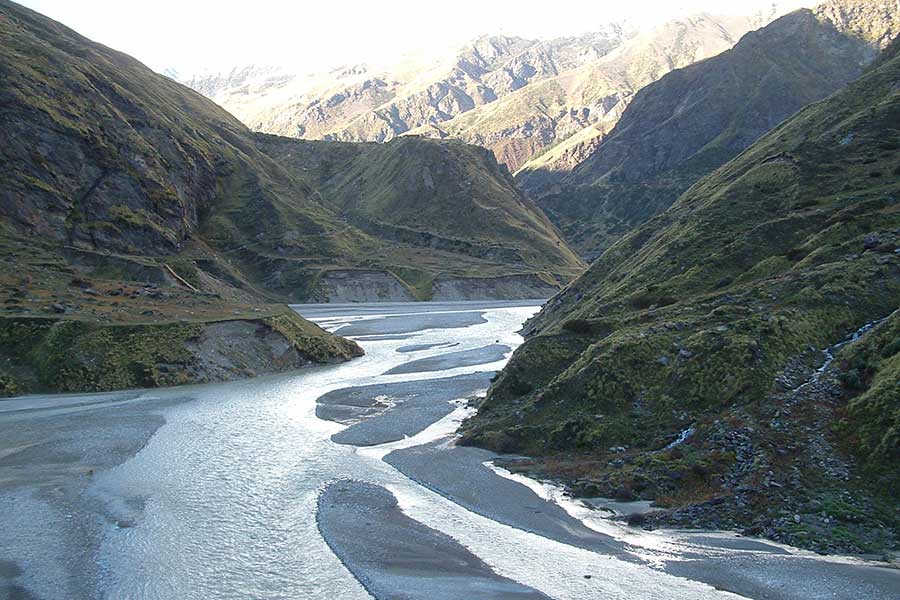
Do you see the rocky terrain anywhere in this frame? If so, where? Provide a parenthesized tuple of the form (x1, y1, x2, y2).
(524, 0, 900, 259)
(0, 0, 581, 395)
(461, 32, 900, 554)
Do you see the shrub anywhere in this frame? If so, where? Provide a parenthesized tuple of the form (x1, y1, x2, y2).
(881, 338, 900, 359)
(563, 319, 594, 335)
(839, 369, 865, 391)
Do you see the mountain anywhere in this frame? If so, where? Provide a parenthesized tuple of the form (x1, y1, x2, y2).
(524, 0, 900, 259)
(173, 30, 627, 144)
(460, 33, 900, 553)
(177, 9, 797, 173)
(0, 0, 581, 395)
(253, 134, 584, 300)
(410, 13, 772, 173)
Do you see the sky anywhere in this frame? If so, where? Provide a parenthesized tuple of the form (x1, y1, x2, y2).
(18, 0, 814, 75)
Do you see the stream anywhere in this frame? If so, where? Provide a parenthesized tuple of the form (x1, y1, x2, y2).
(0, 301, 897, 600)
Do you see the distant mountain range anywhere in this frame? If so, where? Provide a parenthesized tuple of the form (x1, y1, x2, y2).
(171, 6, 794, 173)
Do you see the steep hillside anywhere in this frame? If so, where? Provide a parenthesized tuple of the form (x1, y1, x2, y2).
(259, 135, 573, 263)
(255, 134, 585, 298)
(0, 0, 580, 394)
(525, 0, 900, 259)
(461, 34, 900, 553)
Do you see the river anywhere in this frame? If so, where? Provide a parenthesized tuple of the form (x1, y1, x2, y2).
(0, 301, 897, 600)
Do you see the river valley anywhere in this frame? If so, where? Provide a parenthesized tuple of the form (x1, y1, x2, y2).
(0, 301, 897, 600)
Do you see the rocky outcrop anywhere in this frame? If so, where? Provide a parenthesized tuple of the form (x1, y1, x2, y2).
(305, 271, 563, 303)
(308, 270, 415, 303)
(185, 316, 363, 381)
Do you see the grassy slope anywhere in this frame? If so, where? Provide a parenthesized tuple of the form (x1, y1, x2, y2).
(0, 0, 582, 392)
(461, 36, 900, 552)
(0, 0, 581, 305)
(255, 135, 584, 290)
(527, 3, 895, 259)
(834, 308, 900, 492)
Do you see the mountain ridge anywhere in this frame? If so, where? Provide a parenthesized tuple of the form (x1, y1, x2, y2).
(523, 0, 900, 259)
(175, 9, 796, 172)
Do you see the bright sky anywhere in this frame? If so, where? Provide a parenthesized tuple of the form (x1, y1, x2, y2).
(17, 0, 815, 75)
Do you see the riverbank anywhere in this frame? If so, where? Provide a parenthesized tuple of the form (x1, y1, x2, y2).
(0, 307, 362, 397)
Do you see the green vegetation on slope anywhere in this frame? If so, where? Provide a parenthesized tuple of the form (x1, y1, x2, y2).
(0, 0, 583, 393)
(0, 0, 581, 306)
(255, 134, 584, 288)
(462, 34, 900, 554)
(834, 309, 900, 493)
(0, 308, 362, 396)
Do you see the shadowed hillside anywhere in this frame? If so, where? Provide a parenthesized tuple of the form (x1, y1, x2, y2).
(462, 32, 900, 554)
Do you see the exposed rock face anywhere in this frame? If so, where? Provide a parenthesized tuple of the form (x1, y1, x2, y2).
(525, 1, 900, 259)
(461, 35, 900, 554)
(420, 13, 773, 173)
(185, 317, 362, 382)
(431, 275, 559, 301)
(309, 270, 416, 303)
(307, 271, 562, 303)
